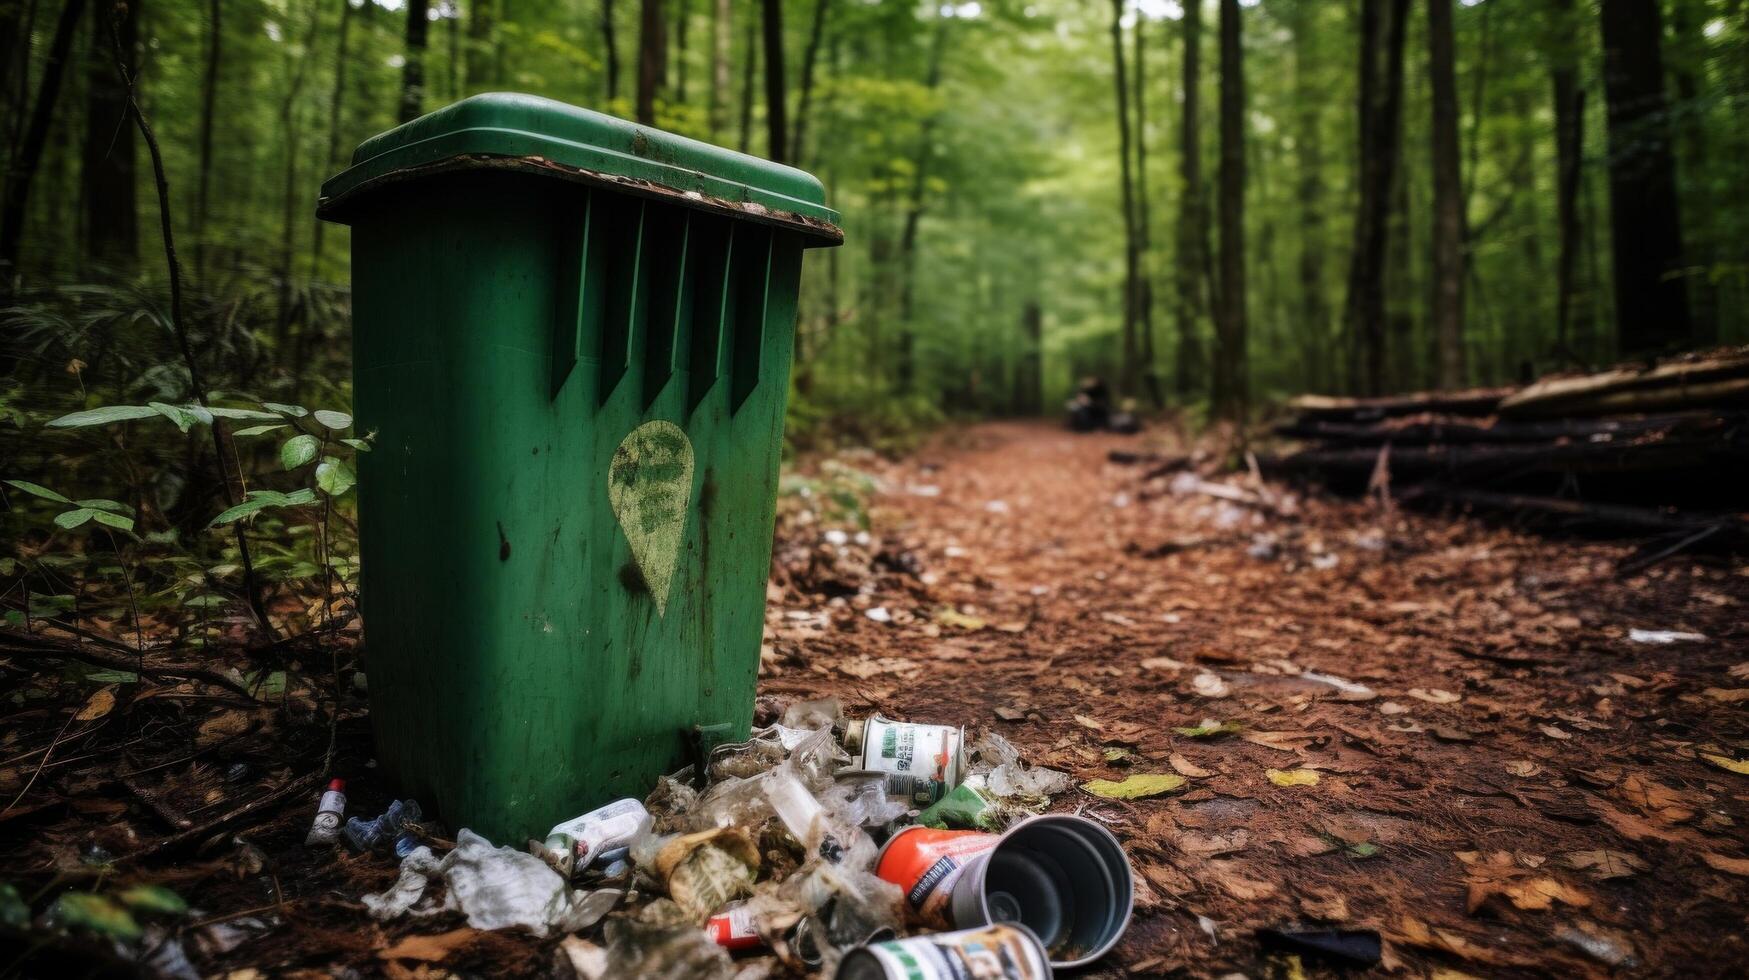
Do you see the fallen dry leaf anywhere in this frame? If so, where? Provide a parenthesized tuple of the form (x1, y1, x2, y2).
(1073, 713, 1105, 732)
(1210, 863, 1277, 901)
(1266, 768, 1320, 787)
(1081, 773, 1186, 799)
(1538, 724, 1572, 741)
(1461, 851, 1591, 913)
(1242, 730, 1315, 753)
(1298, 888, 1350, 922)
(1700, 852, 1749, 876)
(1615, 773, 1695, 823)
(1140, 656, 1188, 672)
(1504, 760, 1543, 778)
(1177, 829, 1250, 857)
(1408, 687, 1462, 704)
(1377, 701, 1410, 715)
(377, 928, 480, 962)
(74, 686, 116, 722)
(1168, 753, 1212, 778)
(1700, 753, 1749, 775)
(1560, 849, 1648, 880)
(1702, 688, 1749, 703)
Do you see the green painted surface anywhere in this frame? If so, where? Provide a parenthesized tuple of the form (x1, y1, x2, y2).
(321, 92, 838, 228)
(325, 100, 831, 843)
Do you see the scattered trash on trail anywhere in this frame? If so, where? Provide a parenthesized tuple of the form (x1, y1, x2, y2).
(1255, 927, 1383, 969)
(335, 699, 1103, 976)
(838, 924, 1052, 980)
(873, 815, 1132, 967)
(1556, 925, 1638, 968)
(1628, 628, 1709, 644)
(302, 778, 347, 846)
(535, 798, 651, 879)
(343, 798, 422, 852)
(363, 830, 622, 937)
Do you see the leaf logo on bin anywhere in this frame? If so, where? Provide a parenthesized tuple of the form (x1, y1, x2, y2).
(608, 421, 694, 616)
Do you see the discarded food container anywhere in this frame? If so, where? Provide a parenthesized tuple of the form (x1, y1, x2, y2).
(316, 93, 842, 844)
(874, 815, 1132, 968)
(304, 778, 347, 846)
(836, 923, 1052, 980)
(845, 715, 966, 806)
(541, 799, 650, 878)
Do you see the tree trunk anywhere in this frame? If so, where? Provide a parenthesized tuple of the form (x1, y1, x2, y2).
(194, 0, 220, 272)
(399, 0, 429, 123)
(311, 0, 354, 269)
(3, 0, 39, 167)
(466, 0, 496, 90)
(709, 0, 729, 139)
(790, 0, 829, 159)
(737, 8, 755, 152)
(673, 0, 688, 103)
(1597, 0, 1691, 355)
(1291, 0, 1328, 394)
(1343, 0, 1409, 396)
(895, 19, 948, 394)
(1016, 299, 1043, 415)
(1109, 0, 1138, 400)
(0, 0, 84, 280)
(82, 0, 137, 267)
(636, 0, 663, 125)
(760, 0, 786, 163)
(1215, 0, 1247, 423)
(601, 0, 619, 103)
(1172, 0, 1208, 400)
(1665, 0, 1715, 345)
(1549, 0, 1585, 362)
(1134, 9, 1160, 408)
(1428, 0, 1464, 389)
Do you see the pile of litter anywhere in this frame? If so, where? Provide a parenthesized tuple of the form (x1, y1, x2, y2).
(328, 699, 1122, 978)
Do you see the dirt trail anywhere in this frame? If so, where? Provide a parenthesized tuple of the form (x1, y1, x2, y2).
(766, 421, 1749, 976)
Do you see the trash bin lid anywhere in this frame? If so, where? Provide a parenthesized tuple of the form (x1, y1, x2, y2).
(317, 93, 841, 244)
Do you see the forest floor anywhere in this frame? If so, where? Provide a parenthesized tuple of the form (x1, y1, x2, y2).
(4, 420, 1749, 977)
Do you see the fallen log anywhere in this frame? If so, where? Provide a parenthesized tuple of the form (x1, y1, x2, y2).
(1498, 348, 1749, 418)
(1272, 412, 1731, 448)
(1401, 484, 1745, 535)
(1265, 434, 1746, 480)
(1284, 387, 1514, 422)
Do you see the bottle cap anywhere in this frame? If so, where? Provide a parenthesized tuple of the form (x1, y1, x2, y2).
(327, 778, 346, 792)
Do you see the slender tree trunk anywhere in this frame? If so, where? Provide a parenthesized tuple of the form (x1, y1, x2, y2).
(1215, 0, 1246, 423)
(737, 8, 755, 152)
(1016, 299, 1042, 415)
(1666, 0, 1715, 344)
(1173, 0, 1208, 399)
(1134, 9, 1160, 407)
(760, 0, 786, 162)
(1343, 0, 1409, 396)
(674, 0, 688, 103)
(446, 0, 458, 99)
(601, 0, 620, 102)
(1428, 0, 1465, 388)
(1597, 0, 1691, 354)
(1109, 0, 1138, 399)
(790, 0, 829, 158)
(0, 0, 83, 280)
(895, 19, 948, 393)
(1550, 0, 1585, 361)
(4, 0, 40, 166)
(1292, 0, 1328, 394)
(636, 0, 663, 124)
(311, 0, 354, 269)
(278, 3, 320, 335)
(194, 0, 219, 273)
(466, 0, 496, 90)
(400, 0, 430, 123)
(709, 0, 729, 139)
(81, 0, 138, 267)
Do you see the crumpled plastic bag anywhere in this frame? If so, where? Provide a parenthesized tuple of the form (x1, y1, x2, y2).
(778, 697, 843, 732)
(972, 731, 1076, 799)
(590, 903, 738, 980)
(362, 830, 622, 937)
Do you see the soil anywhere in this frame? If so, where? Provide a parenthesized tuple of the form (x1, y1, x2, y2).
(4, 421, 1748, 977)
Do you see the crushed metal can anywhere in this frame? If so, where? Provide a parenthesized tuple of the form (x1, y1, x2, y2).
(836, 924, 1052, 980)
(873, 815, 1132, 968)
(844, 715, 965, 807)
(706, 906, 764, 951)
(539, 799, 649, 879)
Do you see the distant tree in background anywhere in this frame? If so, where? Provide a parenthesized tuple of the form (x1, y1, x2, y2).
(1213, 0, 1246, 423)
(1598, 0, 1691, 355)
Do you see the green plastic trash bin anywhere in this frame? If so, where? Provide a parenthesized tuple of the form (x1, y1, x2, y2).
(317, 93, 841, 844)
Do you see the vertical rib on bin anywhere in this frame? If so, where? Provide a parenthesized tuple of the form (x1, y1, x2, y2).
(643, 207, 691, 407)
(728, 226, 772, 413)
(551, 189, 606, 399)
(687, 216, 734, 413)
(599, 197, 647, 404)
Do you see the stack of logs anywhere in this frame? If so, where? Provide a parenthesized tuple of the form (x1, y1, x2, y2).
(1263, 347, 1749, 554)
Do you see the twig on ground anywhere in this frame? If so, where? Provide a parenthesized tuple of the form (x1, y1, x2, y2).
(118, 771, 320, 865)
(0, 627, 257, 699)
